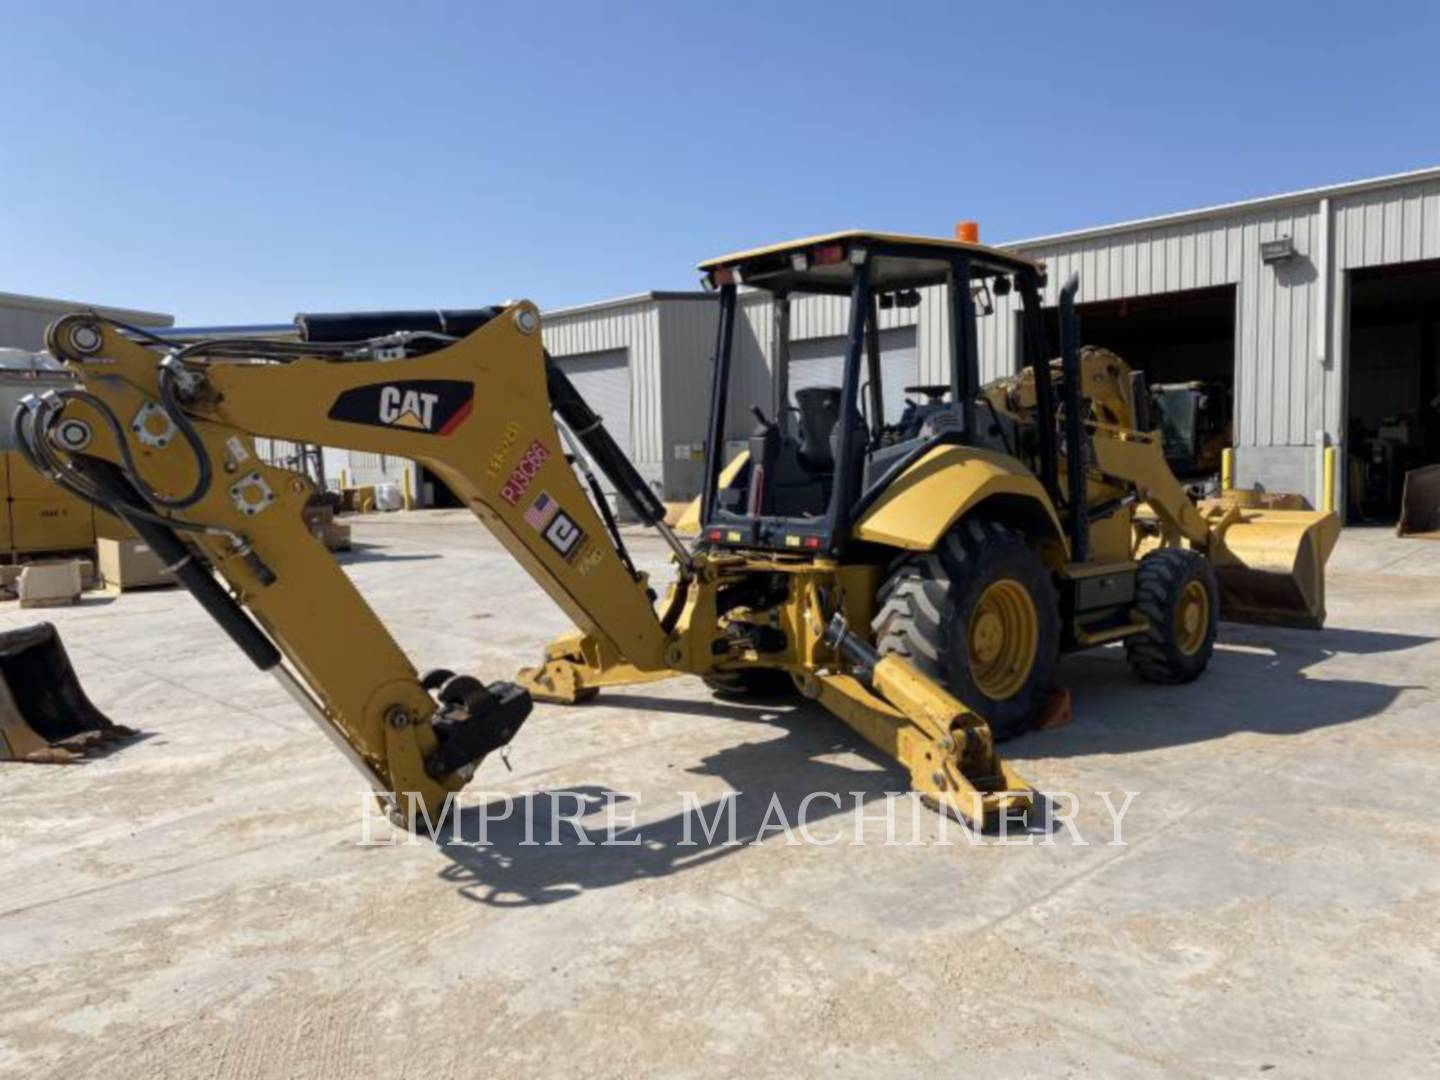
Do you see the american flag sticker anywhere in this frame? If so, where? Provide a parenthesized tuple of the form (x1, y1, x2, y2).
(523, 492, 559, 532)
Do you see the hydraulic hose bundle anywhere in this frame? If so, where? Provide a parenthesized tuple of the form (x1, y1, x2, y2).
(13, 375, 217, 537)
(14, 322, 282, 668)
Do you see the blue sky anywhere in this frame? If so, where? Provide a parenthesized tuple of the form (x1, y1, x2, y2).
(3, 1, 1436, 324)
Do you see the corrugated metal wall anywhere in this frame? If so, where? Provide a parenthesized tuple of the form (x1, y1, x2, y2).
(990, 205, 1327, 452)
(1334, 180, 1440, 269)
(982, 173, 1440, 505)
(1330, 177, 1440, 446)
(658, 297, 724, 498)
(544, 298, 663, 488)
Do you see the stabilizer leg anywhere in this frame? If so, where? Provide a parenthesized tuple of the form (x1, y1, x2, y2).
(808, 616, 1033, 829)
(517, 631, 675, 704)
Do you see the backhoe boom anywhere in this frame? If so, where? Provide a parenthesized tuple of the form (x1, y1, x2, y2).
(26, 297, 1033, 831)
(34, 303, 672, 820)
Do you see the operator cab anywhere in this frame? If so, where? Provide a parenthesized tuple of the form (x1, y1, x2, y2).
(696, 231, 1047, 554)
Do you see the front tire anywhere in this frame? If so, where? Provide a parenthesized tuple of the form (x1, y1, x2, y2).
(871, 517, 1061, 740)
(1125, 548, 1219, 684)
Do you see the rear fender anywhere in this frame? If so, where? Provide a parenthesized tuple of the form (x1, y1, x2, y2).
(852, 445, 1065, 552)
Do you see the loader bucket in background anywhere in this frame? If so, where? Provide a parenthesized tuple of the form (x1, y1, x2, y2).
(1205, 507, 1342, 629)
(0, 622, 134, 763)
(1398, 464, 1440, 539)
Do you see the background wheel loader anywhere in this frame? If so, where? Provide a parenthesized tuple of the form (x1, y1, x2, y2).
(1149, 379, 1232, 497)
(17, 231, 1336, 834)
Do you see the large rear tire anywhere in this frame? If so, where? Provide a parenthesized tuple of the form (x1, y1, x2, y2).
(1125, 548, 1218, 684)
(871, 517, 1061, 741)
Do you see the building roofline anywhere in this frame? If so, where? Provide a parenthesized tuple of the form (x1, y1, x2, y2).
(543, 289, 712, 319)
(1002, 165, 1440, 250)
(0, 290, 173, 325)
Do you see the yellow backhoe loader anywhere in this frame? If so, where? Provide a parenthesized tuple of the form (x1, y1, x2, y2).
(15, 232, 1336, 830)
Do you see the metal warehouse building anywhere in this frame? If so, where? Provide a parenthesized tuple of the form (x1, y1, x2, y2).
(520, 166, 1440, 524)
(988, 165, 1440, 522)
(0, 291, 172, 352)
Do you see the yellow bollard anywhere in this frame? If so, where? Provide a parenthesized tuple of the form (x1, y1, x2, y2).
(402, 467, 413, 511)
(1322, 446, 1336, 514)
(1220, 447, 1234, 492)
(339, 468, 348, 491)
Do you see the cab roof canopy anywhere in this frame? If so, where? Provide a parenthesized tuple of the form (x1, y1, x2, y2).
(698, 230, 1043, 295)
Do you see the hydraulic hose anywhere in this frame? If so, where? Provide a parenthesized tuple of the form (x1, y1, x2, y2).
(73, 458, 282, 671)
(150, 361, 212, 510)
(545, 356, 666, 527)
(38, 382, 211, 514)
(19, 395, 277, 592)
(14, 395, 226, 540)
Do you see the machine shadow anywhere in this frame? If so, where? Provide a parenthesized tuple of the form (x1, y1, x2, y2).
(433, 694, 914, 908)
(335, 542, 440, 565)
(432, 623, 1431, 905)
(1019, 622, 1433, 759)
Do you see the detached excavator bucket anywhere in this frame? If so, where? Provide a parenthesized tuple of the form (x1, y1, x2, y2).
(1203, 504, 1342, 629)
(0, 622, 134, 763)
(1398, 464, 1440, 539)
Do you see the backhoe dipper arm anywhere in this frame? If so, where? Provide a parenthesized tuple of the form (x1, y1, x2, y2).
(38, 304, 671, 822)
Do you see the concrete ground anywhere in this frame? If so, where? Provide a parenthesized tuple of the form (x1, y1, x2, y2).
(1, 515, 1437, 1078)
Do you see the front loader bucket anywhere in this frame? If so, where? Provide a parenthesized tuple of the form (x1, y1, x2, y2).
(1205, 507, 1342, 629)
(1398, 464, 1440, 538)
(0, 622, 134, 763)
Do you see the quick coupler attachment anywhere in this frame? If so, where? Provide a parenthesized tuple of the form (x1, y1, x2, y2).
(419, 670, 532, 779)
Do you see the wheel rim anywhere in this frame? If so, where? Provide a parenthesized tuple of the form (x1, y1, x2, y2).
(967, 578, 1039, 700)
(1175, 580, 1210, 656)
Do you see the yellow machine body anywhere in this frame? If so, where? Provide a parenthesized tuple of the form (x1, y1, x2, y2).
(985, 346, 1341, 629)
(0, 366, 135, 557)
(686, 348, 1336, 630)
(21, 231, 1337, 836)
(850, 445, 1066, 554)
(31, 300, 1027, 829)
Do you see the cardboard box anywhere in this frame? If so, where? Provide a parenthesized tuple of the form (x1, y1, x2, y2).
(19, 560, 82, 608)
(97, 537, 175, 590)
(315, 521, 352, 552)
(340, 486, 376, 513)
(303, 502, 335, 529)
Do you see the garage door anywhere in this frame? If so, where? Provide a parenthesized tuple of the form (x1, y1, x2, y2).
(557, 348, 631, 495)
(788, 326, 918, 425)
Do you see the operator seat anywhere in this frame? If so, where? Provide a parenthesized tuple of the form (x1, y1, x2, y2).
(795, 386, 842, 470)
